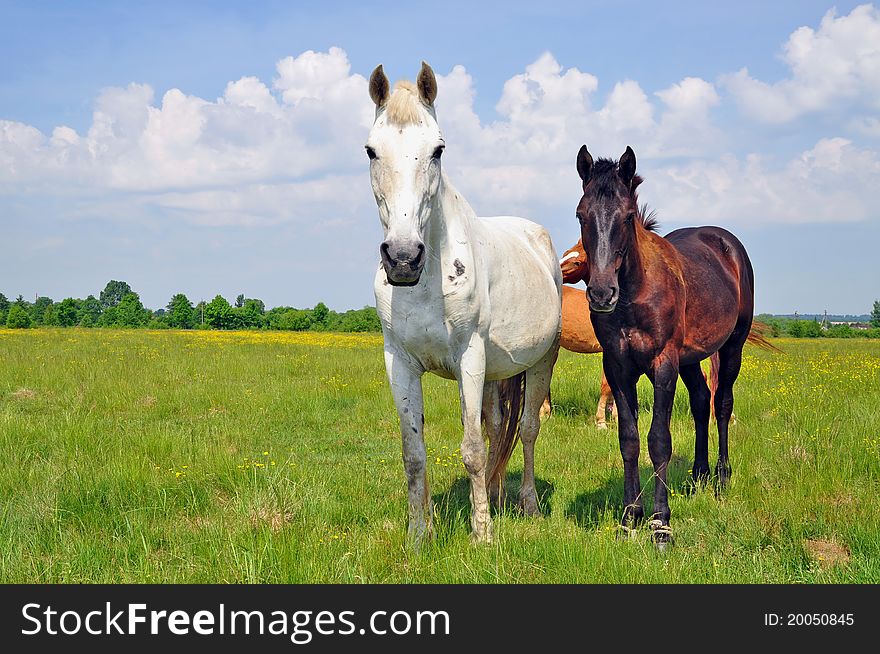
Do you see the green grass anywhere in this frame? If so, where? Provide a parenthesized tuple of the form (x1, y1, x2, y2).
(0, 328, 878, 583)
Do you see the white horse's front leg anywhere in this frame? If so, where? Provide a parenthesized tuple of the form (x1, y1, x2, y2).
(458, 336, 492, 543)
(384, 346, 431, 549)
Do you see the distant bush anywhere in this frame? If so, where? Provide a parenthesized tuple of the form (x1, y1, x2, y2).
(6, 304, 32, 329)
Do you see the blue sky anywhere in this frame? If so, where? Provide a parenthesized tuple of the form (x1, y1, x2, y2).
(1, 1, 879, 314)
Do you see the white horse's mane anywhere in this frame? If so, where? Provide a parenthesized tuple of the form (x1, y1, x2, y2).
(385, 81, 423, 126)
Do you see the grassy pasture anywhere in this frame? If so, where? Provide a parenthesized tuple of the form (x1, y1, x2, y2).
(0, 328, 877, 583)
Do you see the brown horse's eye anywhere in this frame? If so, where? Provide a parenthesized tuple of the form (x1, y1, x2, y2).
(365, 146, 377, 160)
(626, 212, 635, 223)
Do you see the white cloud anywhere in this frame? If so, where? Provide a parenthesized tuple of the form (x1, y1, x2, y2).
(721, 4, 880, 123)
(648, 137, 880, 225)
(0, 48, 374, 227)
(1, 46, 878, 235)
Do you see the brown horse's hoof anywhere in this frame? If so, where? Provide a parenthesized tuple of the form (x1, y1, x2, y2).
(715, 462, 732, 493)
(649, 520, 674, 550)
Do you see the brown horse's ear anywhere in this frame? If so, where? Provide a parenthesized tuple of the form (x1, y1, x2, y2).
(619, 146, 637, 188)
(369, 65, 390, 107)
(417, 61, 438, 106)
(577, 145, 593, 185)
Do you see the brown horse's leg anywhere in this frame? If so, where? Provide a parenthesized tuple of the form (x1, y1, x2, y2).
(605, 362, 642, 529)
(680, 362, 711, 485)
(595, 371, 614, 429)
(646, 352, 678, 548)
(714, 341, 745, 489)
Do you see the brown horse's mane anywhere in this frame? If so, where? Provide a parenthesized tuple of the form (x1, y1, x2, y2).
(639, 202, 659, 232)
(591, 158, 658, 233)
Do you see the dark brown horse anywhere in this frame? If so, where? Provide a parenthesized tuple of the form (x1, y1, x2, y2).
(574, 145, 756, 547)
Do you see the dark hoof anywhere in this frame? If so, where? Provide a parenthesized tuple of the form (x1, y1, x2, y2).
(691, 461, 711, 486)
(622, 503, 644, 528)
(714, 463, 732, 493)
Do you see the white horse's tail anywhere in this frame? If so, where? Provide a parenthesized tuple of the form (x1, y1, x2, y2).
(486, 371, 526, 496)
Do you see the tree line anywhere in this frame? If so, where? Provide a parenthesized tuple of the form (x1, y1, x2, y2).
(758, 302, 880, 339)
(0, 280, 381, 332)
(4, 281, 879, 337)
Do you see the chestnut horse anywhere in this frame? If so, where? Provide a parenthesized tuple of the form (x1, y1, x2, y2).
(575, 145, 756, 548)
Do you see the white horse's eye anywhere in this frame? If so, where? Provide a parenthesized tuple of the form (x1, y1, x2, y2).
(432, 145, 445, 160)
(365, 146, 377, 160)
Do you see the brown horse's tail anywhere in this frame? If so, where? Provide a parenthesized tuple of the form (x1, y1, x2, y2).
(706, 321, 781, 414)
(747, 320, 783, 353)
(486, 372, 526, 493)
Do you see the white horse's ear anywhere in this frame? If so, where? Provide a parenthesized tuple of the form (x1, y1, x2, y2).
(417, 61, 438, 106)
(370, 64, 390, 107)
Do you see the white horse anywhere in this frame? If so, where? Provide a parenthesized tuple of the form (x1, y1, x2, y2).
(367, 62, 562, 546)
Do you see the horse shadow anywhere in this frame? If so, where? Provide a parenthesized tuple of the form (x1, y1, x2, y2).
(564, 454, 692, 530)
(432, 472, 556, 533)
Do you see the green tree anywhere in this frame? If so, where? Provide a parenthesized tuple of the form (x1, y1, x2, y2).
(56, 298, 79, 327)
(204, 295, 234, 329)
(0, 292, 8, 324)
(6, 303, 32, 328)
(98, 292, 148, 328)
(871, 300, 880, 328)
(115, 292, 149, 327)
(804, 319, 822, 338)
(336, 307, 382, 332)
(238, 298, 266, 328)
(235, 294, 245, 309)
(166, 293, 195, 329)
(30, 296, 53, 325)
(79, 295, 102, 325)
(100, 280, 132, 309)
(312, 302, 329, 328)
(41, 302, 59, 326)
(275, 309, 313, 331)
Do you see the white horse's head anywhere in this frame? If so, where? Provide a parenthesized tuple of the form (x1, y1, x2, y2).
(366, 62, 444, 286)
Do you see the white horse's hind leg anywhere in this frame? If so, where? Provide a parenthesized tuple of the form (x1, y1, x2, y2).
(482, 381, 504, 508)
(384, 347, 431, 549)
(519, 345, 558, 515)
(458, 337, 492, 543)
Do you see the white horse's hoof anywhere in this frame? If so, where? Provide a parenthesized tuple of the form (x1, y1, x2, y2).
(519, 494, 540, 517)
(470, 522, 494, 545)
(406, 523, 434, 551)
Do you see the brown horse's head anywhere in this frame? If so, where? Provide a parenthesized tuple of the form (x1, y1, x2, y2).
(559, 239, 589, 283)
(575, 145, 642, 313)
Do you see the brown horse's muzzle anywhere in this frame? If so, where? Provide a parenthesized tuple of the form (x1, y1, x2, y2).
(587, 275, 619, 313)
